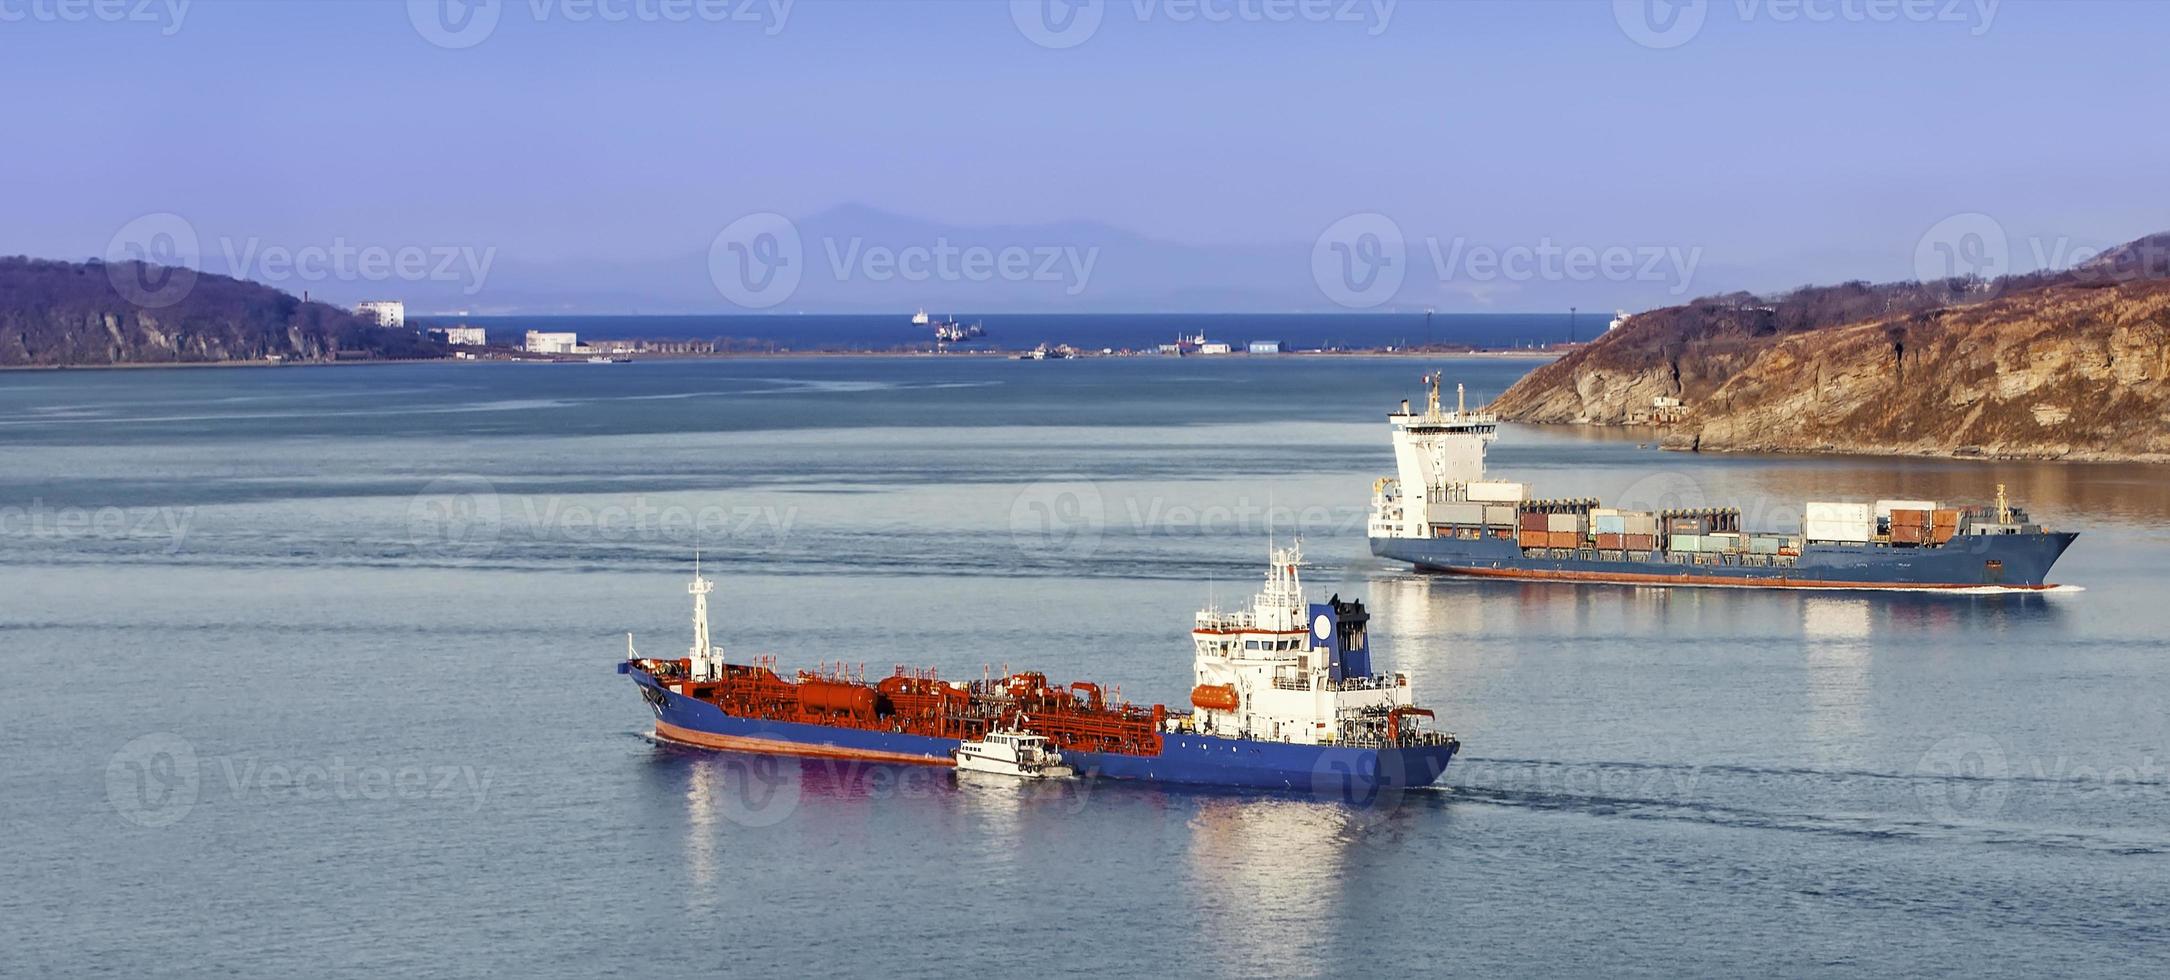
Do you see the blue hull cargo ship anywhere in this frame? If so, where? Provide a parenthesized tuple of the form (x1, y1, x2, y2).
(1368, 377, 2077, 590)
(620, 548, 1458, 793)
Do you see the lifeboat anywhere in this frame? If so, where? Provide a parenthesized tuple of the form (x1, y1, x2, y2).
(1190, 684, 1239, 712)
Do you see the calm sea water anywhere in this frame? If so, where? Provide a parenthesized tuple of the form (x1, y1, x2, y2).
(3, 356, 2166, 978)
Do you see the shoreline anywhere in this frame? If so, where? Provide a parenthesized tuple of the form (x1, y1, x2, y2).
(0, 348, 1565, 374)
(1506, 421, 2170, 466)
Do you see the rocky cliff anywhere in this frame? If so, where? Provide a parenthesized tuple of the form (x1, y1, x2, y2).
(0, 257, 441, 366)
(1491, 237, 2170, 462)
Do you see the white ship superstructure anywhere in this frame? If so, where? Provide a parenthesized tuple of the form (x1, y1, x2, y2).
(1185, 545, 1434, 747)
(1368, 373, 1510, 541)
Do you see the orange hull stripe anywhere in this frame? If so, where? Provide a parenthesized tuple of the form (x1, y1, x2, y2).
(1429, 564, 2052, 591)
(653, 719, 953, 766)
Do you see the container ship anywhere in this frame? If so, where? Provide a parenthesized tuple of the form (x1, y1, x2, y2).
(619, 548, 1458, 792)
(1368, 376, 2077, 590)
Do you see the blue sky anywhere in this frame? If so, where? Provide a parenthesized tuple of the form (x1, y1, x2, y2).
(5, 0, 2166, 312)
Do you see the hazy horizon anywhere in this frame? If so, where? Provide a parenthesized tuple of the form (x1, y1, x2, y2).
(8, 0, 2167, 314)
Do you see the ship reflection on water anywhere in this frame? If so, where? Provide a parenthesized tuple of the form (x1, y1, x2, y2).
(645, 729, 1456, 964)
(1361, 570, 2068, 649)
(1182, 796, 1425, 975)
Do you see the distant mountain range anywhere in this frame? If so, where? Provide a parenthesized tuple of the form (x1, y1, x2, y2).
(265, 204, 1694, 316)
(1491, 233, 2170, 462)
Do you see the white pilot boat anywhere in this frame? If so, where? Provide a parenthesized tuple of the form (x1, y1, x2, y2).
(952, 729, 1075, 779)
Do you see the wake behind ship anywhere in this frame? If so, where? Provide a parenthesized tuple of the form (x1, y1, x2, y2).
(619, 548, 1458, 794)
(1369, 376, 2076, 590)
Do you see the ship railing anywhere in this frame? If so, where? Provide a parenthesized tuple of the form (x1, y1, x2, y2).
(1324, 674, 1407, 693)
(1334, 731, 1456, 749)
(1270, 676, 1312, 692)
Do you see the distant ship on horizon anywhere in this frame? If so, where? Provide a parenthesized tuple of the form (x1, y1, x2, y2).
(912, 309, 986, 345)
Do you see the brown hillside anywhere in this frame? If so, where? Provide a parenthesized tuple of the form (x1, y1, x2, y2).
(1490, 236, 2170, 462)
(1681, 279, 2170, 461)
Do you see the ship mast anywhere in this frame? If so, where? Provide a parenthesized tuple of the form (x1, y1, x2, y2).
(688, 551, 716, 676)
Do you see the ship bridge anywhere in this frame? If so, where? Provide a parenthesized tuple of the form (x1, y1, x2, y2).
(1373, 374, 1503, 539)
(1184, 545, 1431, 746)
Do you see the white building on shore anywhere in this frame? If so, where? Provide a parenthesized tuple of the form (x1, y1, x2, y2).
(355, 300, 406, 329)
(430, 326, 487, 346)
(524, 330, 583, 354)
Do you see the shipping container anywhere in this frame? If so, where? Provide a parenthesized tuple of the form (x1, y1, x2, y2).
(1892, 524, 1927, 545)
(1517, 530, 1548, 549)
(1434, 502, 1485, 526)
(1706, 532, 1743, 551)
(1483, 505, 1518, 527)
(1806, 501, 1872, 525)
(1875, 499, 1938, 519)
(1749, 536, 1783, 554)
(1889, 508, 1932, 528)
(1931, 524, 1957, 545)
(1803, 519, 1872, 543)
(1519, 512, 1549, 532)
(1625, 533, 1656, 552)
(1547, 531, 1580, 549)
(1468, 481, 1528, 503)
(1593, 514, 1628, 534)
(1668, 516, 1704, 535)
(1595, 532, 1625, 550)
(1623, 513, 1660, 535)
(1931, 508, 1962, 528)
(1546, 513, 1581, 533)
(1669, 533, 1702, 553)
(1592, 508, 1622, 517)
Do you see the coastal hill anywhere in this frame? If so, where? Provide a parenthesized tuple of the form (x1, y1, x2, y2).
(1490, 234, 2170, 462)
(0, 257, 442, 367)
